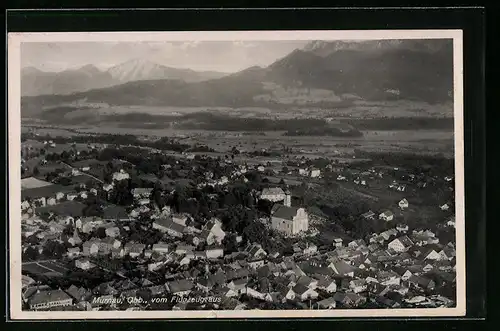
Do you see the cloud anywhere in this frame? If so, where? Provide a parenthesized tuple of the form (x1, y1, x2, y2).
(179, 41, 200, 50)
(232, 41, 257, 48)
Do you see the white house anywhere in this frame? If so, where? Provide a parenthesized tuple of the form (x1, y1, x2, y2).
(205, 246, 224, 259)
(387, 235, 414, 253)
(398, 198, 409, 209)
(310, 169, 321, 178)
(152, 243, 170, 254)
(293, 284, 319, 301)
(112, 169, 130, 182)
(349, 279, 368, 293)
(379, 210, 394, 222)
(66, 247, 81, 258)
(440, 204, 450, 211)
(317, 278, 337, 293)
(396, 224, 409, 232)
(259, 187, 286, 203)
(105, 227, 120, 238)
(75, 258, 94, 270)
(332, 237, 343, 248)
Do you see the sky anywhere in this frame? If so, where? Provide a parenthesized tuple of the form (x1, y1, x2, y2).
(21, 41, 309, 73)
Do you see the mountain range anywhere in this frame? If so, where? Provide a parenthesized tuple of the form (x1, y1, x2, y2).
(21, 39, 454, 114)
(21, 59, 227, 96)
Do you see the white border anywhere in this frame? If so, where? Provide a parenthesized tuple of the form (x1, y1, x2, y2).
(8, 30, 465, 320)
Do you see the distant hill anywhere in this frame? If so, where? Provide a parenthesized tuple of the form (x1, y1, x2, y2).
(106, 58, 227, 84)
(21, 39, 454, 113)
(266, 39, 454, 102)
(21, 60, 227, 96)
(21, 65, 116, 96)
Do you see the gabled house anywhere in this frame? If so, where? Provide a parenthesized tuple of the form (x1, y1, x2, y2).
(377, 271, 401, 286)
(349, 279, 368, 293)
(418, 245, 444, 261)
(361, 210, 375, 220)
(124, 242, 146, 258)
(408, 275, 436, 290)
(75, 258, 95, 270)
(296, 275, 318, 289)
(152, 243, 170, 254)
(227, 278, 248, 295)
(379, 210, 394, 222)
(396, 224, 409, 232)
(205, 246, 224, 259)
(153, 218, 185, 237)
(275, 284, 295, 302)
(28, 289, 73, 310)
(440, 203, 450, 211)
(316, 297, 337, 309)
(316, 277, 337, 293)
(102, 205, 130, 222)
(244, 243, 267, 259)
(66, 247, 81, 258)
(65, 285, 91, 303)
(328, 260, 355, 277)
(204, 218, 226, 245)
(292, 284, 318, 301)
(333, 292, 366, 308)
(131, 188, 153, 199)
(387, 235, 414, 253)
(332, 237, 343, 248)
(166, 280, 194, 297)
(398, 198, 409, 209)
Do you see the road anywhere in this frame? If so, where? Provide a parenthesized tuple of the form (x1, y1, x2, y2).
(60, 161, 104, 184)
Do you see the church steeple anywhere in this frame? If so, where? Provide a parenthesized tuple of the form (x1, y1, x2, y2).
(284, 188, 291, 207)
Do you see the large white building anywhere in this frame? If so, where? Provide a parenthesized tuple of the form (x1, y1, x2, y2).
(270, 204, 309, 236)
(259, 187, 291, 206)
(112, 169, 130, 181)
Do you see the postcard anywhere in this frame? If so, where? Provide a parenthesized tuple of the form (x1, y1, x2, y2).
(8, 29, 465, 319)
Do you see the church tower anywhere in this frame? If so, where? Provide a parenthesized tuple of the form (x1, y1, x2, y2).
(284, 189, 291, 207)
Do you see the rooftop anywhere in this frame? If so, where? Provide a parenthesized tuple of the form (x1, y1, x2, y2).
(271, 204, 301, 221)
(22, 184, 75, 200)
(36, 200, 86, 217)
(21, 177, 53, 190)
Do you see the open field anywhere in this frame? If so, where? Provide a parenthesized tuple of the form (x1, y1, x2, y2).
(22, 122, 454, 158)
(27, 99, 453, 119)
(22, 260, 69, 276)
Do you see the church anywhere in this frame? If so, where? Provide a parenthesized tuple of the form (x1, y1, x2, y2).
(269, 188, 309, 236)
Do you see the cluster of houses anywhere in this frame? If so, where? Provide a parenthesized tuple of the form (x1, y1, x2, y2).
(22, 210, 457, 311)
(19, 140, 456, 312)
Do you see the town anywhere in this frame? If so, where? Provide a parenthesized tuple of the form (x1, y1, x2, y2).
(20, 130, 457, 311)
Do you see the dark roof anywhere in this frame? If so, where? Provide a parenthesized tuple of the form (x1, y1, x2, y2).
(394, 235, 414, 247)
(271, 205, 300, 221)
(36, 200, 86, 217)
(29, 289, 72, 305)
(167, 280, 194, 293)
(22, 184, 75, 200)
(292, 283, 309, 295)
(103, 205, 129, 219)
(362, 210, 375, 218)
(154, 218, 185, 233)
(409, 275, 434, 287)
(330, 260, 355, 276)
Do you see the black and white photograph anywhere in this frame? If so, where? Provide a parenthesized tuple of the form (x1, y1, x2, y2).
(8, 30, 465, 319)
